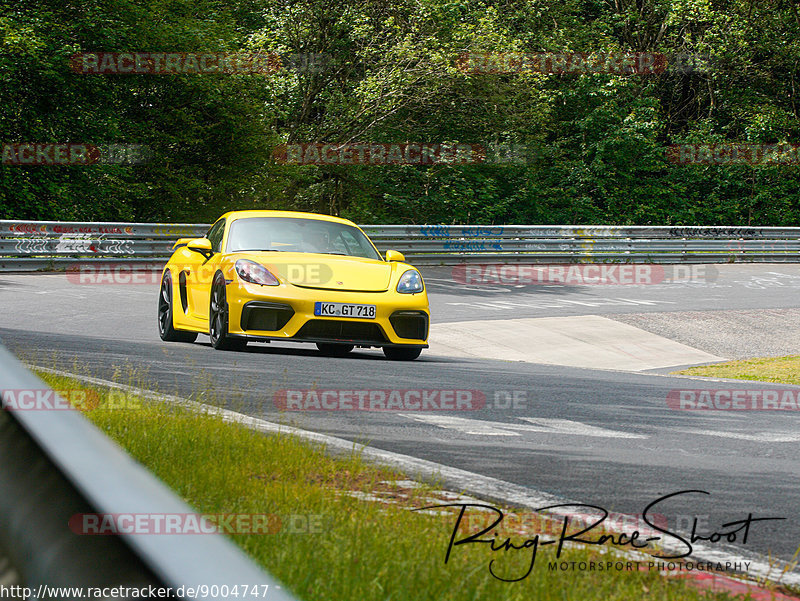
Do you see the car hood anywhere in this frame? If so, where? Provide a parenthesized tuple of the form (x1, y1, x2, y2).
(231, 252, 393, 292)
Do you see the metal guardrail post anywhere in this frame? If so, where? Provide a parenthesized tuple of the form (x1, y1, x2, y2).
(0, 343, 298, 600)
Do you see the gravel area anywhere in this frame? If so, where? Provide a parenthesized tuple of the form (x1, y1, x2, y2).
(610, 308, 800, 360)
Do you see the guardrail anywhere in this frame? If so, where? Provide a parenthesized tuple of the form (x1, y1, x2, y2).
(0, 343, 298, 600)
(2, 220, 800, 270)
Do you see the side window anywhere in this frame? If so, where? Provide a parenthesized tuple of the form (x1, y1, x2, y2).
(206, 219, 225, 253)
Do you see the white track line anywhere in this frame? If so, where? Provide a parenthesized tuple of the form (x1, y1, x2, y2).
(680, 428, 800, 443)
(398, 414, 647, 439)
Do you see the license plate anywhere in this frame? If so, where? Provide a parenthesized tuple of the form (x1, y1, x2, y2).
(314, 302, 376, 319)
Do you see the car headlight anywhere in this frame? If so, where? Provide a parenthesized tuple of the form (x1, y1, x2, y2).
(396, 269, 423, 294)
(235, 259, 279, 286)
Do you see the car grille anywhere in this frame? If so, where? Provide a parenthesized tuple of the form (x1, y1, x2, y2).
(295, 320, 388, 343)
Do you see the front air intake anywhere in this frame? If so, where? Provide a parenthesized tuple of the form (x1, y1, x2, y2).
(389, 311, 429, 340)
(241, 302, 294, 331)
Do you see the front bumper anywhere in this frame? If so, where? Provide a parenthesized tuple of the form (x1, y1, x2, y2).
(226, 281, 429, 348)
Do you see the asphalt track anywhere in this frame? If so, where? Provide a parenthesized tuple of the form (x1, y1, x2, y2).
(2, 264, 800, 574)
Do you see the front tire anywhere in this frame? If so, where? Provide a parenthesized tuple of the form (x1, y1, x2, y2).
(316, 343, 354, 357)
(158, 271, 197, 343)
(209, 274, 247, 351)
(383, 346, 422, 361)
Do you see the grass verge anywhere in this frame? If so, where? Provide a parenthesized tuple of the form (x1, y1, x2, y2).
(36, 371, 754, 601)
(675, 355, 800, 385)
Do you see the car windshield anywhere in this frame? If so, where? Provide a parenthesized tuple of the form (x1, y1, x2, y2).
(226, 217, 382, 260)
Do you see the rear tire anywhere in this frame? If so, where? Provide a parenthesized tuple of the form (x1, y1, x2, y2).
(383, 346, 422, 361)
(209, 274, 247, 351)
(158, 271, 198, 343)
(316, 343, 354, 357)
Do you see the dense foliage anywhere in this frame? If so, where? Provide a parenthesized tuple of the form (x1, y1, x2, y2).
(1, 0, 798, 224)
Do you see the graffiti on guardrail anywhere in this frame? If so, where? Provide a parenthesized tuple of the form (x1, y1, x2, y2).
(416, 226, 511, 237)
(5, 224, 46, 234)
(460, 226, 505, 236)
(416, 226, 507, 237)
(151, 226, 207, 236)
(5, 223, 134, 235)
(443, 241, 504, 251)
(419, 225, 450, 237)
(575, 227, 617, 238)
(51, 225, 133, 234)
(422, 226, 618, 238)
(528, 243, 633, 252)
(668, 227, 763, 238)
(726, 240, 797, 252)
(11, 235, 137, 255)
(57, 236, 134, 255)
(12, 239, 47, 254)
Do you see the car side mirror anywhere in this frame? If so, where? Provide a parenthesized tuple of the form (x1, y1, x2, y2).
(172, 237, 195, 250)
(385, 250, 405, 262)
(187, 238, 213, 257)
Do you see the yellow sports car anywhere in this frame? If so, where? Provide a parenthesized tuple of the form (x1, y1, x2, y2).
(157, 210, 429, 360)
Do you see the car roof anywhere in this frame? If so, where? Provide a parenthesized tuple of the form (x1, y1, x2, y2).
(217, 210, 359, 228)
